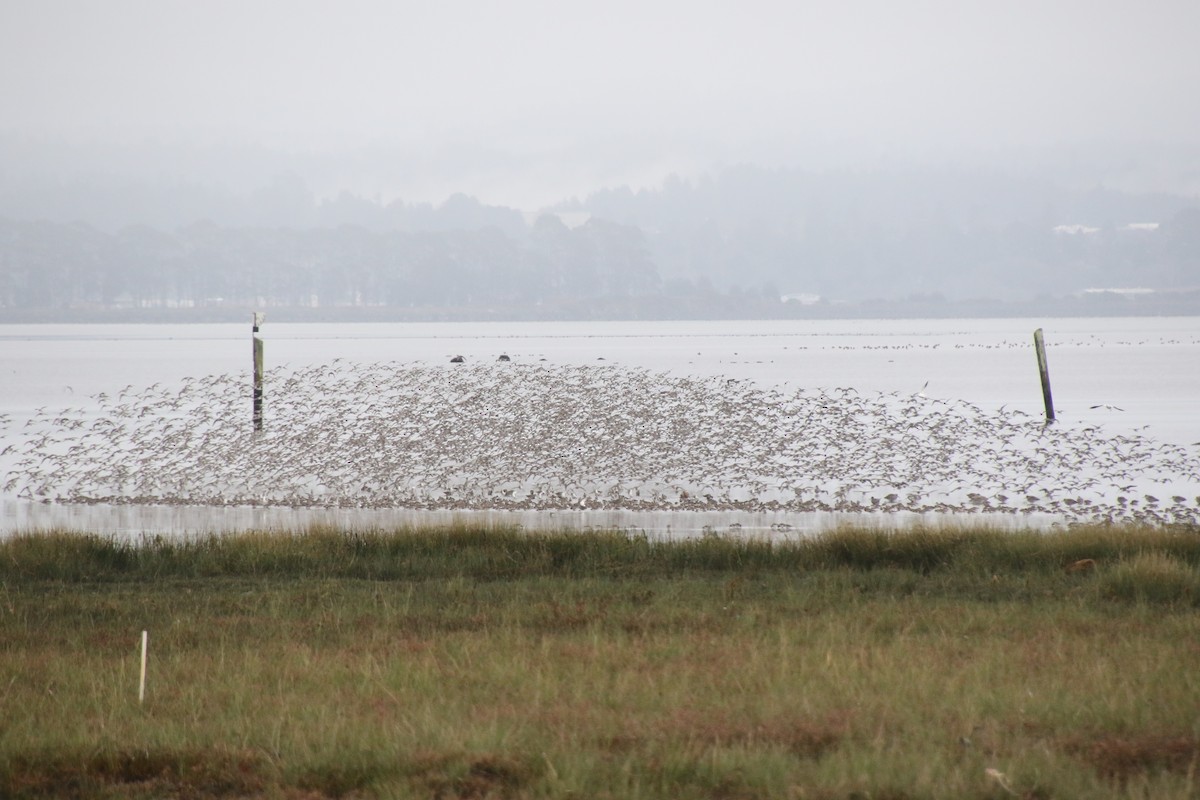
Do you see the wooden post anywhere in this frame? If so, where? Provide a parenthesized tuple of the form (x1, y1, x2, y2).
(253, 312, 264, 432)
(1033, 327, 1055, 423)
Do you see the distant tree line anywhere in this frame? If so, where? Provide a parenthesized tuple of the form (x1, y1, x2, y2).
(0, 214, 663, 313)
(564, 166, 1200, 302)
(1, 164, 1198, 319)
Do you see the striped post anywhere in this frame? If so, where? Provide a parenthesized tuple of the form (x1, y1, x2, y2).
(253, 312, 264, 432)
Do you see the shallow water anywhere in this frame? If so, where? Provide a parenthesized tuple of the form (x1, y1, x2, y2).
(0, 499, 1073, 541)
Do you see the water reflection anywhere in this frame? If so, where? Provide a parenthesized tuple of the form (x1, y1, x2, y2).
(1, 499, 1069, 541)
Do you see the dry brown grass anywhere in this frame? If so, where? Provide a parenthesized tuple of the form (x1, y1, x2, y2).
(3, 747, 270, 799)
(1063, 733, 1200, 782)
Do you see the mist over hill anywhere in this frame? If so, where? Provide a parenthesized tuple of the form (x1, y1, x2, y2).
(562, 163, 1200, 303)
(1, 138, 1198, 321)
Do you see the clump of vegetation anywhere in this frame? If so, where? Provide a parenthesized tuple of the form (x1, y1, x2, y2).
(1098, 551, 1200, 605)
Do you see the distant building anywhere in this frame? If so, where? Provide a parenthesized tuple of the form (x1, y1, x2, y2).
(780, 292, 821, 305)
(1080, 287, 1155, 297)
(1053, 222, 1160, 235)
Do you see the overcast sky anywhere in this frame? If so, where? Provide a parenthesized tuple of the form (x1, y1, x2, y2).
(2, 0, 1198, 208)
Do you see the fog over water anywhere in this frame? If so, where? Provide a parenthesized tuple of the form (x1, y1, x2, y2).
(3, 0, 1199, 209)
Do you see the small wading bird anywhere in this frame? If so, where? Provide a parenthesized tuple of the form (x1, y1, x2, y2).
(6, 361, 1199, 527)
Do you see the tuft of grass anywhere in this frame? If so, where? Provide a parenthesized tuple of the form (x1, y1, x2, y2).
(1097, 551, 1200, 606)
(0, 530, 138, 580)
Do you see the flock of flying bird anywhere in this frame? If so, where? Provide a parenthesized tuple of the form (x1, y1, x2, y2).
(2, 358, 1199, 526)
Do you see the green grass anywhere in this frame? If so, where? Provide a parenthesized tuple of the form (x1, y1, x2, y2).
(5, 522, 1200, 584)
(2, 523, 1199, 798)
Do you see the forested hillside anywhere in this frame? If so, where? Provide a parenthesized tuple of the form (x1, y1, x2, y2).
(2, 164, 1197, 319)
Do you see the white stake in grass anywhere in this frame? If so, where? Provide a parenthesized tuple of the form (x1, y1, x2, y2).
(139, 630, 148, 704)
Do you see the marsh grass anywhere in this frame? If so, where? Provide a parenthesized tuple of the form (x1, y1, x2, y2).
(5, 521, 1200, 584)
(2, 522, 1199, 798)
(1098, 551, 1200, 605)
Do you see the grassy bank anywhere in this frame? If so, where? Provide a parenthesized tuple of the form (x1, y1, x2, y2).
(2, 524, 1199, 798)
